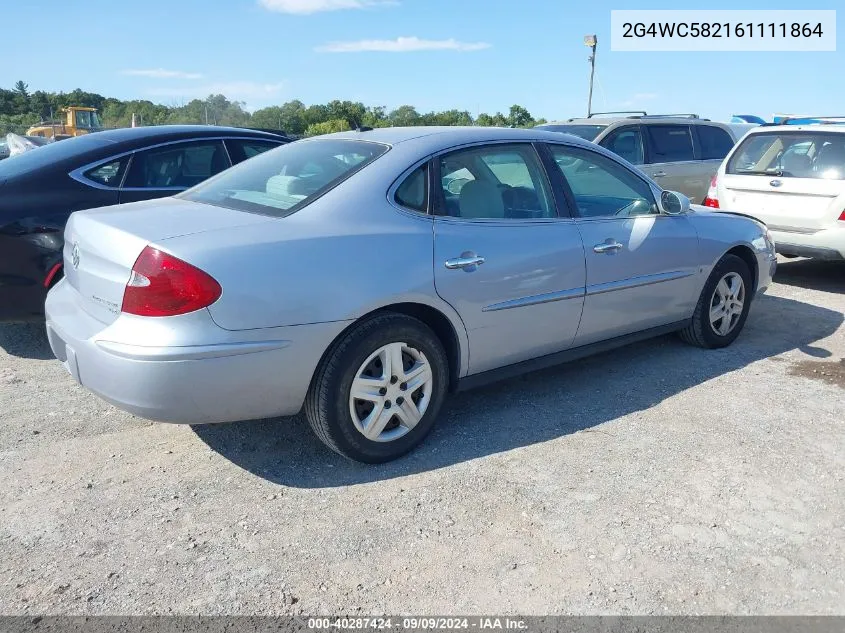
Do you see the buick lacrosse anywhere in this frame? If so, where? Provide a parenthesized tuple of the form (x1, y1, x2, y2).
(46, 126, 776, 462)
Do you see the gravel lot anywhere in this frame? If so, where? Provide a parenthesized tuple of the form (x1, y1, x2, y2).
(1, 258, 843, 615)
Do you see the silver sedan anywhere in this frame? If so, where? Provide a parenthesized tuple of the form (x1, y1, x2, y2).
(45, 127, 777, 463)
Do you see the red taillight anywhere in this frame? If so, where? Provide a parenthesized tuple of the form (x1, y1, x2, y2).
(839, 210, 845, 222)
(121, 246, 221, 317)
(703, 174, 720, 208)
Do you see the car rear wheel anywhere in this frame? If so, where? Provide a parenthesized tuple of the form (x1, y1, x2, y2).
(679, 254, 753, 349)
(304, 313, 449, 463)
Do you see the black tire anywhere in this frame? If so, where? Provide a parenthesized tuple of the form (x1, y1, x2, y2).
(680, 254, 753, 349)
(304, 312, 449, 463)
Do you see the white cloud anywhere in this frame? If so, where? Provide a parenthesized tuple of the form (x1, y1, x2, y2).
(258, 0, 395, 14)
(621, 93, 659, 107)
(316, 36, 492, 53)
(147, 82, 285, 110)
(122, 68, 203, 80)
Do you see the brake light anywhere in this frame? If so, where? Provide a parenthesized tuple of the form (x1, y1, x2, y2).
(703, 174, 720, 208)
(839, 210, 845, 222)
(121, 246, 221, 317)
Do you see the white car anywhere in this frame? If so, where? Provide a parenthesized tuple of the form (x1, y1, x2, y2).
(704, 119, 845, 260)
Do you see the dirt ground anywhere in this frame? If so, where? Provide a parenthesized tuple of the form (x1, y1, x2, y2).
(1, 257, 843, 615)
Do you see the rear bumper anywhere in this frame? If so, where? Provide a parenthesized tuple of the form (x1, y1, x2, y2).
(770, 226, 845, 260)
(45, 279, 350, 424)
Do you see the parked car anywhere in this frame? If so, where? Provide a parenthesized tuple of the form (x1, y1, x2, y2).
(0, 125, 290, 321)
(45, 126, 776, 463)
(705, 117, 845, 260)
(535, 113, 744, 203)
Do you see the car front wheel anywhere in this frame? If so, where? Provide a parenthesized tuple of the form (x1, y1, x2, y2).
(305, 313, 449, 463)
(680, 253, 753, 349)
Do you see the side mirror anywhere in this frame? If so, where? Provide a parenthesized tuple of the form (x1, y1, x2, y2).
(660, 190, 691, 215)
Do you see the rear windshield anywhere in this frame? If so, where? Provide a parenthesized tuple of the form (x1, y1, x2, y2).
(727, 131, 845, 180)
(535, 124, 606, 141)
(180, 138, 388, 217)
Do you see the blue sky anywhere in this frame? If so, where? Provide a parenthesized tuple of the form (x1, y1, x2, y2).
(2, 0, 841, 122)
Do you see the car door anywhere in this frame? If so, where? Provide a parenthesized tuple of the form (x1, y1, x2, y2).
(641, 124, 707, 202)
(119, 139, 230, 204)
(430, 142, 586, 375)
(544, 142, 701, 346)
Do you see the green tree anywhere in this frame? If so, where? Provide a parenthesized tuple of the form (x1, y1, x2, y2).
(14, 81, 29, 99)
(389, 105, 420, 126)
(305, 118, 351, 136)
(508, 104, 534, 128)
(326, 100, 367, 128)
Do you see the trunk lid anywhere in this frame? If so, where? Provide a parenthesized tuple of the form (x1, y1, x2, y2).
(62, 197, 271, 325)
(718, 174, 845, 231)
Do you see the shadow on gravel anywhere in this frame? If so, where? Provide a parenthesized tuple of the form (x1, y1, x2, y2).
(774, 258, 845, 293)
(195, 292, 843, 488)
(0, 321, 53, 360)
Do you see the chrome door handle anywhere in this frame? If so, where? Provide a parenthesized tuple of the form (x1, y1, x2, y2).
(593, 241, 623, 254)
(651, 170, 667, 178)
(445, 255, 485, 270)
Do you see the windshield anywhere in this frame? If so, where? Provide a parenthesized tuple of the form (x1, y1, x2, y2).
(180, 138, 389, 217)
(728, 131, 845, 179)
(75, 110, 102, 129)
(534, 124, 606, 141)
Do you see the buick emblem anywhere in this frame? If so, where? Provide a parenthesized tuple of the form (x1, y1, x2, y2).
(71, 242, 80, 269)
(769, 179, 782, 187)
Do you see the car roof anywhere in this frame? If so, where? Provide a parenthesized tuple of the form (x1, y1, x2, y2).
(545, 117, 724, 126)
(83, 125, 289, 143)
(312, 125, 598, 149)
(0, 125, 289, 181)
(745, 123, 845, 134)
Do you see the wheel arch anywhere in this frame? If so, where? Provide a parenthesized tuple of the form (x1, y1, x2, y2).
(724, 244, 759, 294)
(311, 300, 468, 395)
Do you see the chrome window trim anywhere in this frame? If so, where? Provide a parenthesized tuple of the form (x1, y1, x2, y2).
(67, 135, 281, 191)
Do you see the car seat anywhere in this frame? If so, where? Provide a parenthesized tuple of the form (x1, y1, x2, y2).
(814, 143, 845, 178)
(781, 151, 812, 177)
(459, 180, 505, 219)
(611, 135, 641, 164)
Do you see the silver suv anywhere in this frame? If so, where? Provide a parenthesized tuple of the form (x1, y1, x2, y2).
(536, 112, 751, 203)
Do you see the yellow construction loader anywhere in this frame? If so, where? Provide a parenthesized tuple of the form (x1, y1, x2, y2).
(26, 106, 103, 140)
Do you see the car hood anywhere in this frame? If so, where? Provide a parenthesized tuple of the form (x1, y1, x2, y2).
(690, 204, 767, 227)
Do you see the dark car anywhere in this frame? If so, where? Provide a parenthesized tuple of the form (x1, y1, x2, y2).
(0, 125, 290, 321)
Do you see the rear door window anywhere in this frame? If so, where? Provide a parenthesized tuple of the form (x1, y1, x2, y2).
(123, 140, 229, 189)
(645, 125, 695, 163)
(727, 132, 845, 179)
(697, 125, 735, 160)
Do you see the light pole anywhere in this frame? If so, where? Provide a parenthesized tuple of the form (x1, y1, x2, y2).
(584, 34, 597, 117)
